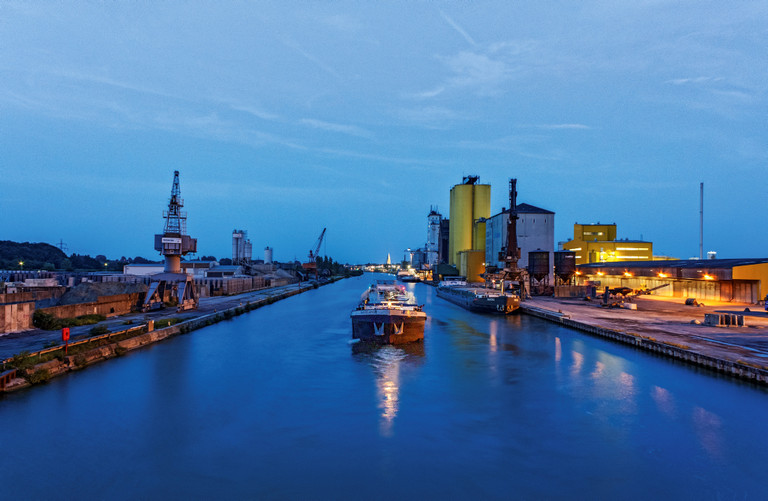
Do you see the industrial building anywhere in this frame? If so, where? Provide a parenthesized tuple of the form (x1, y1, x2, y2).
(232, 230, 253, 265)
(426, 207, 441, 267)
(562, 223, 653, 265)
(485, 203, 555, 281)
(449, 176, 490, 281)
(575, 258, 768, 304)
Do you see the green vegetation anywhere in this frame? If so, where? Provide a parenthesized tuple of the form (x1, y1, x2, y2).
(27, 369, 51, 385)
(89, 325, 110, 336)
(33, 311, 106, 330)
(154, 318, 181, 328)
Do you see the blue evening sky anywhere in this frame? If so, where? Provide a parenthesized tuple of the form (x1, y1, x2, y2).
(1, 2, 766, 264)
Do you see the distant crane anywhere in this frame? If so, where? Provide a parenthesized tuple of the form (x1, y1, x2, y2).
(302, 228, 326, 279)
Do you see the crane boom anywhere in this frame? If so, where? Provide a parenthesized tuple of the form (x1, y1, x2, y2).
(310, 228, 327, 260)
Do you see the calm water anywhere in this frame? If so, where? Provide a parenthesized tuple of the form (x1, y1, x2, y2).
(1, 274, 766, 499)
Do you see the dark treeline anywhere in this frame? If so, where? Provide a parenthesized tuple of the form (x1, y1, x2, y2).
(0, 240, 161, 272)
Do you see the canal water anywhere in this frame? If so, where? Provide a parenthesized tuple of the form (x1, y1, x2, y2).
(1, 274, 766, 499)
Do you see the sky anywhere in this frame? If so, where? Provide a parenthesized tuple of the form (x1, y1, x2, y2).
(1, 1, 766, 264)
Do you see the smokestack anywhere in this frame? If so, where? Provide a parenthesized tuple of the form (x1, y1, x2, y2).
(699, 182, 703, 260)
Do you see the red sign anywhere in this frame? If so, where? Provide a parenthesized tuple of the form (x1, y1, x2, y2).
(62, 327, 70, 342)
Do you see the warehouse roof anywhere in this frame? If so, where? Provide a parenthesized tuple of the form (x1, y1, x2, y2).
(578, 258, 768, 270)
(496, 203, 554, 216)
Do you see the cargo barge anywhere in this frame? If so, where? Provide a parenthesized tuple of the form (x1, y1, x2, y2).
(436, 277, 519, 314)
(351, 280, 426, 344)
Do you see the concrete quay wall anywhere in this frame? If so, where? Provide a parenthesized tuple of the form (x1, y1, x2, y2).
(1, 283, 320, 393)
(520, 304, 768, 385)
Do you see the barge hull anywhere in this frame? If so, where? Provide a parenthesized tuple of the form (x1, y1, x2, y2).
(351, 310, 425, 344)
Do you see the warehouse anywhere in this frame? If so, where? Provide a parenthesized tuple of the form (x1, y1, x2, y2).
(575, 258, 768, 304)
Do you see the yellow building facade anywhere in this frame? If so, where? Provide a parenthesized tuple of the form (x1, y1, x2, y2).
(563, 223, 652, 265)
(458, 250, 486, 283)
(448, 179, 490, 267)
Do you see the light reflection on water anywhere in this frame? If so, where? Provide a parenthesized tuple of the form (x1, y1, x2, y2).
(352, 342, 425, 437)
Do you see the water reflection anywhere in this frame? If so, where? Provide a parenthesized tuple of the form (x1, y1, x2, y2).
(352, 342, 425, 437)
(651, 385, 676, 418)
(693, 406, 723, 459)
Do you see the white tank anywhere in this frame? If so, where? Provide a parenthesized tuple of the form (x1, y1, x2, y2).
(264, 246, 273, 264)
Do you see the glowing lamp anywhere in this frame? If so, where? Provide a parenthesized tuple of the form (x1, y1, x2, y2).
(703, 274, 714, 280)
(658, 272, 667, 278)
(623, 272, 632, 277)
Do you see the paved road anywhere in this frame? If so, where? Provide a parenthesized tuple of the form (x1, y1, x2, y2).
(0, 283, 311, 360)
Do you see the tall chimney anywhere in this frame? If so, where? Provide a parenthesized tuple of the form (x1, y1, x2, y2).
(699, 182, 703, 260)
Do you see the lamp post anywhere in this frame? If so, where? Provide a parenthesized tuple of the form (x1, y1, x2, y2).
(18, 261, 24, 271)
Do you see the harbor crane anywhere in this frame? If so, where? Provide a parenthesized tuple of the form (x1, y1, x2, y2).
(302, 228, 326, 279)
(501, 178, 528, 299)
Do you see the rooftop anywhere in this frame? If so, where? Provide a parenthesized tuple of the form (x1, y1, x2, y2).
(578, 258, 768, 270)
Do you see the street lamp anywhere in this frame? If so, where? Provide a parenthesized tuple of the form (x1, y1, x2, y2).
(18, 261, 24, 271)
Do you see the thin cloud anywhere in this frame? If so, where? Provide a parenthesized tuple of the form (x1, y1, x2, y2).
(299, 118, 373, 138)
(439, 10, 477, 47)
(666, 76, 723, 85)
(396, 106, 459, 129)
(229, 103, 281, 121)
(535, 123, 591, 130)
(281, 38, 343, 80)
(410, 86, 446, 99)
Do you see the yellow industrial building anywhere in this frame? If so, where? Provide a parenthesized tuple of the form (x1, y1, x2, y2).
(575, 258, 768, 304)
(449, 176, 490, 282)
(563, 223, 653, 265)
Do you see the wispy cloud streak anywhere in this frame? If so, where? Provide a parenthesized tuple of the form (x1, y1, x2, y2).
(439, 10, 477, 47)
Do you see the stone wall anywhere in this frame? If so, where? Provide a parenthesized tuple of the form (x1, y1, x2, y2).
(38, 292, 145, 319)
(0, 301, 34, 333)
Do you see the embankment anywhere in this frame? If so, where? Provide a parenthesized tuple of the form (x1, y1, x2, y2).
(1, 282, 324, 393)
(520, 303, 768, 385)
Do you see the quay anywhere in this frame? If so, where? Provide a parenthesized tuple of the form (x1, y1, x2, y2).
(520, 295, 768, 384)
(0, 280, 332, 393)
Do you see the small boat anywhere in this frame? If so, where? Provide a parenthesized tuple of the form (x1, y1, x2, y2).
(351, 279, 426, 344)
(436, 276, 519, 314)
(396, 270, 420, 282)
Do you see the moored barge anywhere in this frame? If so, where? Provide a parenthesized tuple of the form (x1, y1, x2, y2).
(436, 277, 519, 314)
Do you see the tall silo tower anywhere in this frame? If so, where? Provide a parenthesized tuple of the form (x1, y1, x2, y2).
(426, 207, 441, 267)
(448, 176, 490, 266)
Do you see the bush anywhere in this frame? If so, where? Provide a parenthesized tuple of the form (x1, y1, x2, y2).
(33, 311, 60, 330)
(61, 314, 106, 327)
(27, 369, 51, 385)
(8, 351, 35, 370)
(154, 318, 181, 329)
(73, 355, 87, 368)
(90, 325, 110, 335)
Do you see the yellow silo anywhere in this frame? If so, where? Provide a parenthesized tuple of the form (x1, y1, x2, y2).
(472, 183, 490, 249)
(448, 177, 491, 266)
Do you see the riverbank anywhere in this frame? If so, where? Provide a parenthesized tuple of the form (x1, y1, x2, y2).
(519, 296, 768, 384)
(1, 279, 340, 393)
